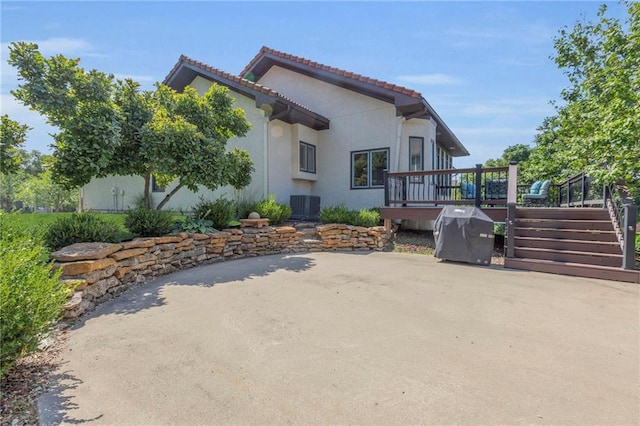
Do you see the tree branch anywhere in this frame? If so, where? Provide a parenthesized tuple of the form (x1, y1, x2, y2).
(155, 182, 184, 210)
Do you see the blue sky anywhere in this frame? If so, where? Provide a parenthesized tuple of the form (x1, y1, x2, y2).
(0, 1, 627, 168)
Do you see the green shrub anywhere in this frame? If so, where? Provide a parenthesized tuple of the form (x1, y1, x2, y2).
(0, 222, 68, 378)
(172, 217, 216, 234)
(353, 209, 381, 227)
(253, 195, 292, 225)
(125, 207, 174, 237)
(320, 204, 380, 227)
(494, 222, 506, 236)
(44, 213, 121, 250)
(236, 198, 258, 221)
(319, 203, 354, 224)
(193, 197, 236, 230)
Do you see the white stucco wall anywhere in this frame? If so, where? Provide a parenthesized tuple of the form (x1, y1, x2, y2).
(264, 121, 315, 206)
(81, 77, 266, 212)
(258, 66, 437, 211)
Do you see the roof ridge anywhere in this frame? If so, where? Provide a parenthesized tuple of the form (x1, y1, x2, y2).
(240, 46, 422, 99)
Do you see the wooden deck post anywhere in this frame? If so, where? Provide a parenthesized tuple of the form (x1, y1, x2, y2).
(507, 161, 518, 205)
(622, 204, 637, 270)
(475, 164, 482, 208)
(383, 169, 389, 207)
(506, 202, 516, 258)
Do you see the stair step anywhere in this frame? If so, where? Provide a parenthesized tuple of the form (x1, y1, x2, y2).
(513, 247, 622, 267)
(504, 258, 639, 284)
(514, 219, 613, 231)
(513, 227, 618, 242)
(513, 236, 622, 254)
(516, 208, 610, 220)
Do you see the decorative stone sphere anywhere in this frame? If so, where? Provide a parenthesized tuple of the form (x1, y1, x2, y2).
(248, 212, 261, 219)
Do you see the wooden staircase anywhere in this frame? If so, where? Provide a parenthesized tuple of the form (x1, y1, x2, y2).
(504, 208, 639, 283)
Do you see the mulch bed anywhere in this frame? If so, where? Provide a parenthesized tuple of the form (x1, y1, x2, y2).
(0, 328, 68, 426)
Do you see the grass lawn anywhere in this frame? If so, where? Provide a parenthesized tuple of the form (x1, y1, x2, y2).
(1, 212, 128, 236)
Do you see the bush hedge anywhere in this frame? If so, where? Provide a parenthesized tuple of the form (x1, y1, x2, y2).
(44, 213, 121, 250)
(193, 197, 236, 230)
(319, 204, 381, 227)
(252, 195, 292, 225)
(125, 207, 174, 237)
(0, 222, 68, 378)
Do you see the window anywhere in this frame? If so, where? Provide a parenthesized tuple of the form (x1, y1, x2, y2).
(299, 141, 316, 173)
(409, 137, 424, 183)
(351, 148, 389, 189)
(151, 175, 165, 193)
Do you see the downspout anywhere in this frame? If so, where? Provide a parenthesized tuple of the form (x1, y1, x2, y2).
(394, 116, 405, 172)
(263, 113, 269, 199)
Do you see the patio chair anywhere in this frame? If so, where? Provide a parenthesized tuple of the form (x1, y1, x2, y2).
(485, 179, 508, 200)
(522, 180, 552, 206)
(460, 181, 476, 199)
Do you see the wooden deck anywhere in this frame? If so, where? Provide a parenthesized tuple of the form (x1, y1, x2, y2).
(381, 206, 508, 222)
(381, 166, 637, 283)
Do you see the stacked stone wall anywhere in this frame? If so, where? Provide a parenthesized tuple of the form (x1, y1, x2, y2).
(52, 224, 390, 319)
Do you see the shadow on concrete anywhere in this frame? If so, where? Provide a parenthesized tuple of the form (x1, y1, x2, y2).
(72, 253, 316, 324)
(37, 362, 104, 425)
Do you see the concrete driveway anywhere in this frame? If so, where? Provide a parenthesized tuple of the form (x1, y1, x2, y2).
(39, 252, 639, 425)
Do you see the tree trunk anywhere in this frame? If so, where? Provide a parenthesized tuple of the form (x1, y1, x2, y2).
(143, 171, 152, 209)
(156, 182, 184, 210)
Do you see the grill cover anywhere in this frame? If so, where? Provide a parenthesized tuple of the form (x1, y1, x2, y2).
(433, 206, 495, 265)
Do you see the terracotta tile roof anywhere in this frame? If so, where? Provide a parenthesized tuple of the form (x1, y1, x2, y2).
(241, 46, 422, 99)
(164, 55, 330, 123)
(166, 55, 279, 97)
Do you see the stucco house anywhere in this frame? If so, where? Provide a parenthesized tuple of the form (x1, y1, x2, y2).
(80, 46, 469, 218)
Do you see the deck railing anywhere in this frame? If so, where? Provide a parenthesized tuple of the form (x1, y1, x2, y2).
(558, 172, 605, 207)
(384, 163, 517, 208)
(605, 182, 637, 270)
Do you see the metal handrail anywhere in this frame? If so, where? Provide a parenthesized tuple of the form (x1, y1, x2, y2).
(558, 171, 605, 207)
(384, 164, 514, 208)
(605, 182, 638, 270)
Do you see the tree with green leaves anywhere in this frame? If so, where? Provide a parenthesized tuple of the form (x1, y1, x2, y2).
(8, 42, 254, 209)
(484, 144, 532, 167)
(530, 2, 639, 186)
(0, 115, 30, 176)
(17, 168, 78, 212)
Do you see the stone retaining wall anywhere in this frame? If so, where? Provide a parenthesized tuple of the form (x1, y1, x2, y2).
(52, 224, 390, 319)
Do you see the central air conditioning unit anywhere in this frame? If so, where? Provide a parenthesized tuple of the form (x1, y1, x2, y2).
(290, 195, 321, 220)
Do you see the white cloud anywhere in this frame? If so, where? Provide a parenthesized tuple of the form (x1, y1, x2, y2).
(397, 73, 462, 86)
(432, 97, 554, 118)
(447, 23, 555, 46)
(29, 37, 95, 56)
(0, 94, 57, 153)
(1, 37, 99, 60)
(1, 37, 103, 83)
(460, 99, 554, 117)
(454, 127, 536, 138)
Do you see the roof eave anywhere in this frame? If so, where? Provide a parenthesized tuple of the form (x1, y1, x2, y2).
(164, 56, 329, 131)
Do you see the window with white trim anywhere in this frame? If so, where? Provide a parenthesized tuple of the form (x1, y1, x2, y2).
(351, 148, 389, 189)
(409, 136, 424, 183)
(299, 141, 316, 173)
